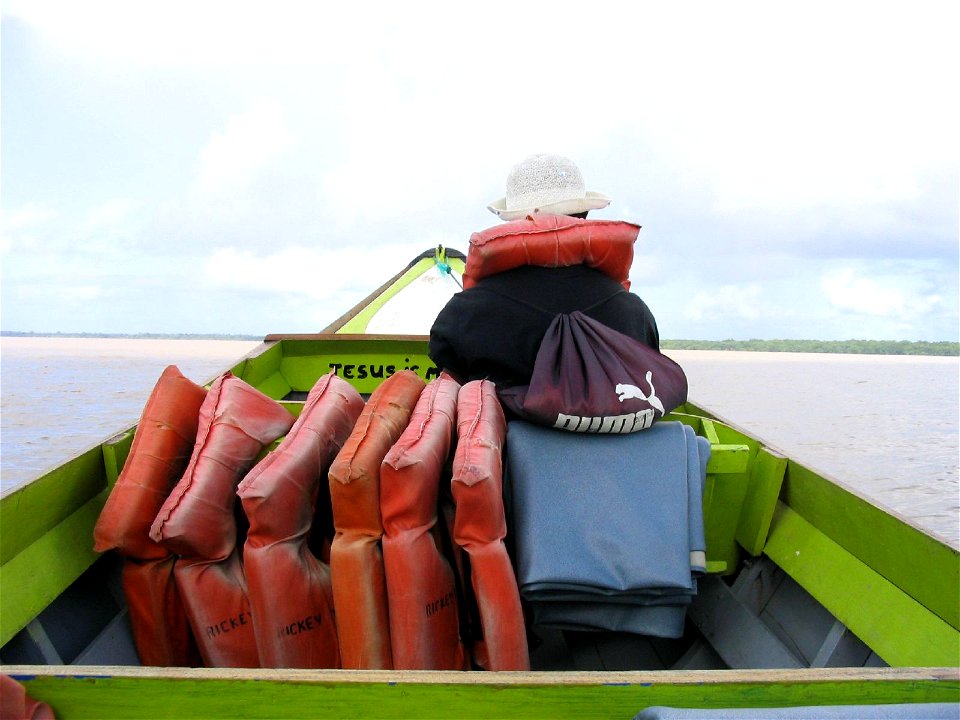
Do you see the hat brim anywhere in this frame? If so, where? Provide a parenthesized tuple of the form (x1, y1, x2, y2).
(487, 191, 611, 221)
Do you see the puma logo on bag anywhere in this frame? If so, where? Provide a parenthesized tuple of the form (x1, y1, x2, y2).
(615, 371, 665, 415)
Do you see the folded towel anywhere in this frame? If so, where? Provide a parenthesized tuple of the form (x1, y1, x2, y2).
(505, 420, 708, 637)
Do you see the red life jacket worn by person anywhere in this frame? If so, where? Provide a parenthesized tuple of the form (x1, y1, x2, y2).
(462, 214, 638, 291)
(429, 215, 658, 389)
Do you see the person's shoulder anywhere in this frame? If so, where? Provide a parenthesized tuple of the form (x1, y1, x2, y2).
(434, 283, 502, 320)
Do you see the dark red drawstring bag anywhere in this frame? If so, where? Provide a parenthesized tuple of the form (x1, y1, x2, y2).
(497, 311, 688, 433)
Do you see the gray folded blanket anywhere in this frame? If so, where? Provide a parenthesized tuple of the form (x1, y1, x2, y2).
(505, 420, 709, 637)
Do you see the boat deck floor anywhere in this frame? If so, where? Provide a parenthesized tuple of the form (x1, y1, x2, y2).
(2, 550, 884, 673)
(529, 625, 724, 671)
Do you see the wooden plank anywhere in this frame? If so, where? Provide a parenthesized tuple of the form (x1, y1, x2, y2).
(764, 502, 960, 667)
(251, 370, 294, 401)
(782, 461, 960, 631)
(737, 447, 788, 556)
(0, 492, 106, 646)
(693, 419, 752, 573)
(229, 341, 284, 391)
(101, 431, 135, 488)
(7, 667, 958, 719)
(688, 576, 803, 669)
(702, 472, 750, 575)
(704, 445, 751, 475)
(275, 337, 439, 394)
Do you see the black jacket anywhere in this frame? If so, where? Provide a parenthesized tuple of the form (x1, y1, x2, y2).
(428, 264, 660, 387)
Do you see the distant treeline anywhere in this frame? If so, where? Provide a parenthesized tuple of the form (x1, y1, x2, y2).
(661, 339, 959, 356)
(2, 332, 957, 356)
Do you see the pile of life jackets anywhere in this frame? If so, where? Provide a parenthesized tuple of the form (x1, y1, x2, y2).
(93, 367, 528, 671)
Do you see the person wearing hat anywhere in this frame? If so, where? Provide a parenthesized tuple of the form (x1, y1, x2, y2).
(428, 154, 660, 389)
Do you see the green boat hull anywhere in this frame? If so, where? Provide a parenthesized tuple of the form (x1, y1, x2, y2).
(5, 667, 958, 719)
(1, 252, 958, 716)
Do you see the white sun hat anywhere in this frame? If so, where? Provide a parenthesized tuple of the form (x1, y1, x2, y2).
(487, 154, 611, 221)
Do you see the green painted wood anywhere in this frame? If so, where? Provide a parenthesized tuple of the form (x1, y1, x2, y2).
(279, 351, 435, 394)
(257, 336, 437, 395)
(0, 448, 107, 565)
(764, 502, 960, 667)
(228, 341, 284, 391)
(702, 472, 748, 575)
(0, 491, 106, 645)
(101, 430, 135, 489)
(700, 420, 752, 475)
(251, 370, 294, 401)
(705, 446, 751, 475)
(279, 401, 305, 417)
(700, 421, 752, 575)
(782, 461, 960, 631)
(9, 668, 958, 720)
(736, 447, 788, 557)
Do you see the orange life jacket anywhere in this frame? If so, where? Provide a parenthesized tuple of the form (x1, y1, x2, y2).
(173, 551, 259, 668)
(462, 214, 639, 291)
(451, 380, 529, 671)
(122, 556, 201, 667)
(150, 373, 294, 561)
(93, 365, 207, 667)
(150, 373, 294, 668)
(381, 374, 467, 671)
(239, 373, 365, 669)
(328, 370, 426, 670)
(94, 365, 207, 560)
(1, 674, 55, 720)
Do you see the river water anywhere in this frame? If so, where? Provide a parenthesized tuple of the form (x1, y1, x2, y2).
(1, 337, 957, 548)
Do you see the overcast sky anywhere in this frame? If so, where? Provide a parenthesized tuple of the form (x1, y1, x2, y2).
(2, 1, 957, 341)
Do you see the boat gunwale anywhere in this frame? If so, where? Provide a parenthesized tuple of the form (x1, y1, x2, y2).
(5, 665, 957, 687)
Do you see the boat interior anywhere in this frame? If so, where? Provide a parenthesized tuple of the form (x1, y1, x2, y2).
(0, 397, 888, 676)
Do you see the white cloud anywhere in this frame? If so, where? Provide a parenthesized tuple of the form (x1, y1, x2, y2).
(2, 203, 56, 231)
(0, 203, 57, 252)
(821, 267, 942, 318)
(191, 102, 295, 198)
(3, 1, 341, 67)
(4, 1, 956, 340)
(83, 198, 141, 231)
(684, 284, 768, 322)
(60, 285, 107, 304)
(204, 243, 419, 301)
